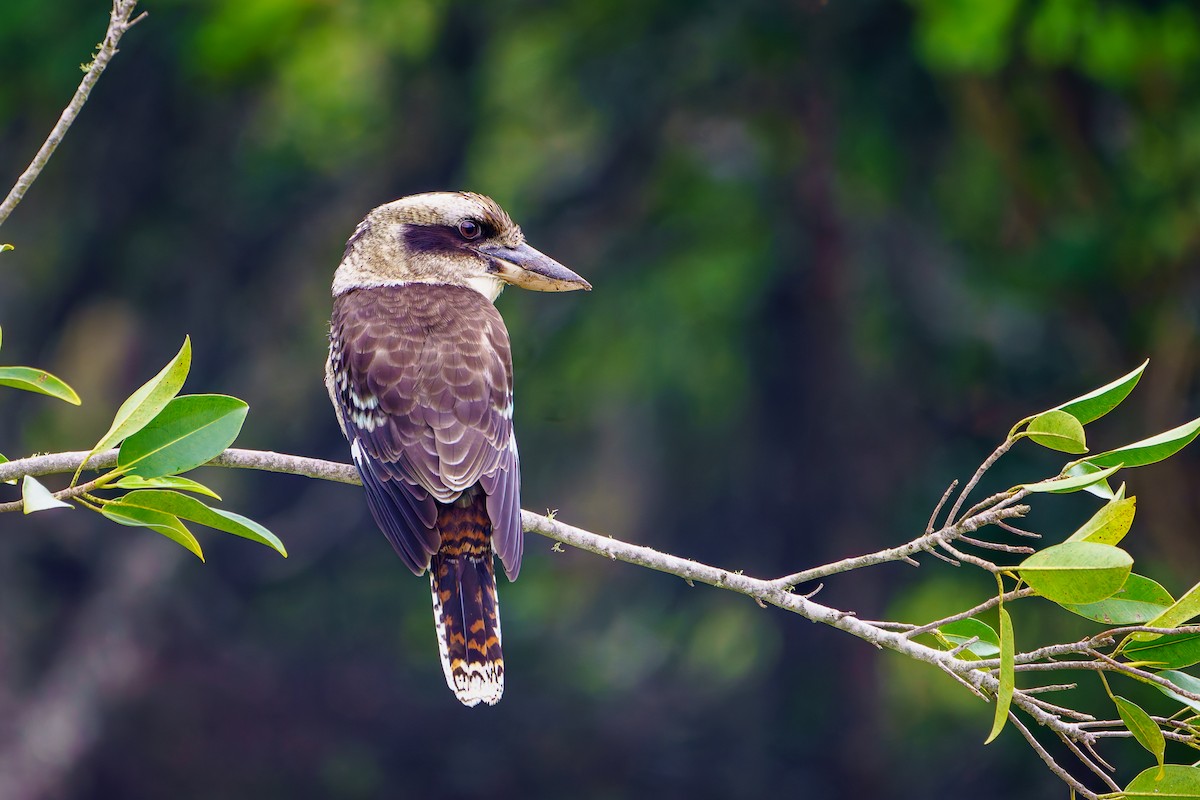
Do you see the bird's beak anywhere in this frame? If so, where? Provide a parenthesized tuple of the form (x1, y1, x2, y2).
(478, 242, 591, 292)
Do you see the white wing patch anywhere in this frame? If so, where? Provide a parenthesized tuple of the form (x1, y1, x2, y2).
(347, 388, 386, 432)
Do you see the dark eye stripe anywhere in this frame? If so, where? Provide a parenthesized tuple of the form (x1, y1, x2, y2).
(403, 224, 467, 254)
(402, 220, 500, 255)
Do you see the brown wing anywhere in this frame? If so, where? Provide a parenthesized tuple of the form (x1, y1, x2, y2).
(329, 284, 523, 578)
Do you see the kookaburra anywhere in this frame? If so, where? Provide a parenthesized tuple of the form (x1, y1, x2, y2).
(327, 192, 590, 706)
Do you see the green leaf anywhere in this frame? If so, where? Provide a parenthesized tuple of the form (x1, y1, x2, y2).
(1024, 409, 1087, 453)
(937, 618, 1001, 658)
(1136, 581, 1200, 642)
(984, 605, 1014, 744)
(1114, 695, 1165, 777)
(21, 476, 72, 514)
(101, 502, 204, 561)
(116, 490, 286, 556)
(1123, 633, 1200, 671)
(0, 366, 81, 405)
(1017, 542, 1133, 605)
(1064, 461, 1116, 499)
(1063, 574, 1174, 625)
(112, 475, 221, 500)
(117, 394, 248, 478)
(1124, 764, 1200, 797)
(0, 244, 12, 253)
(0, 451, 13, 485)
(1089, 416, 1200, 469)
(1053, 359, 1147, 425)
(1155, 670, 1200, 715)
(1066, 495, 1136, 545)
(86, 337, 191, 461)
(1019, 463, 1122, 494)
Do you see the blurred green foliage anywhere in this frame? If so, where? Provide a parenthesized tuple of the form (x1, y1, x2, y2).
(3, 0, 1200, 798)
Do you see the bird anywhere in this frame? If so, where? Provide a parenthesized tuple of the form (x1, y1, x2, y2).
(326, 192, 590, 706)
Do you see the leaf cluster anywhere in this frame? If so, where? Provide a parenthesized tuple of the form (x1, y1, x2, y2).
(6, 336, 285, 561)
(917, 362, 1200, 796)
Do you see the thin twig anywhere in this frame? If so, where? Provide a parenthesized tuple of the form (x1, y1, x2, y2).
(996, 520, 1040, 539)
(0, 474, 113, 514)
(1023, 683, 1077, 695)
(1080, 738, 1115, 774)
(945, 439, 1013, 525)
(935, 660, 987, 700)
(973, 639, 1110, 670)
(926, 480, 957, 534)
(0, 0, 145, 228)
(1024, 695, 1094, 722)
(938, 542, 1001, 573)
(1011, 659, 1200, 705)
(905, 588, 1036, 638)
(857, 620, 919, 631)
(958, 535, 1034, 555)
(1007, 713, 1097, 800)
(1100, 624, 1200, 638)
(924, 545, 960, 566)
(1088, 729, 1198, 744)
(1057, 732, 1120, 792)
(768, 504, 1027, 588)
(948, 636, 981, 658)
(960, 484, 1027, 522)
(1080, 715, 1198, 733)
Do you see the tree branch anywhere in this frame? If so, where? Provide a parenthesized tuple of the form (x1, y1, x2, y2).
(0, 0, 145, 229)
(945, 439, 1014, 525)
(1, 443, 1192, 797)
(767, 501, 1029, 589)
(1013, 712, 1099, 799)
(0, 446, 1103, 722)
(0, 447, 358, 492)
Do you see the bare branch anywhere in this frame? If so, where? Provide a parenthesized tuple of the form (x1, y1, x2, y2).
(768, 503, 1028, 589)
(0, 447, 359, 511)
(945, 439, 1013, 525)
(1008, 713, 1098, 800)
(926, 479, 957, 534)
(904, 588, 1036, 638)
(0, 0, 145, 229)
(937, 541, 1002, 573)
(1024, 694, 1094, 722)
(996, 520, 1040, 538)
(1057, 731, 1120, 793)
(1022, 683, 1077, 695)
(947, 636, 981, 658)
(1012, 659, 1200, 705)
(957, 535, 1034, 555)
(1, 448, 1044, 707)
(0, 442, 1188, 798)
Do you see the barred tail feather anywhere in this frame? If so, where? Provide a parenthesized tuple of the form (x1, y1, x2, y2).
(430, 496, 504, 707)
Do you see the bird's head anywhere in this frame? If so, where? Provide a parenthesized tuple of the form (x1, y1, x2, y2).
(332, 191, 591, 301)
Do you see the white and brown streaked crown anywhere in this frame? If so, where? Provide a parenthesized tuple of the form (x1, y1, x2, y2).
(326, 192, 589, 706)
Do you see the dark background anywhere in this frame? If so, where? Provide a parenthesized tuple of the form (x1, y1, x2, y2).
(2, 0, 1200, 797)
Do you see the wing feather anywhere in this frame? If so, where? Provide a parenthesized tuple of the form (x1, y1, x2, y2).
(330, 284, 522, 576)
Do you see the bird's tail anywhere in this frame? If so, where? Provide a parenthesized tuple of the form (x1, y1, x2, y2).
(430, 492, 504, 707)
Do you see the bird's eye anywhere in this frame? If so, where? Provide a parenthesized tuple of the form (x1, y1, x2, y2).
(458, 219, 482, 240)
